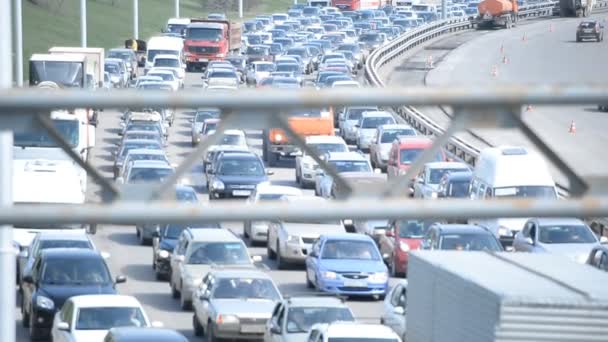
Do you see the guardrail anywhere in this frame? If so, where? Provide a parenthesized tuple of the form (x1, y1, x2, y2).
(364, 1, 608, 234)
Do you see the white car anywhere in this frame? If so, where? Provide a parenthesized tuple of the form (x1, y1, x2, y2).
(332, 80, 360, 89)
(247, 61, 276, 85)
(356, 111, 396, 151)
(147, 69, 180, 91)
(314, 151, 375, 198)
(412, 162, 470, 199)
(267, 196, 345, 269)
(307, 322, 402, 342)
(51, 294, 160, 342)
(152, 54, 185, 80)
(380, 280, 408, 341)
(244, 184, 303, 244)
(295, 135, 348, 188)
(134, 75, 163, 88)
(339, 106, 379, 144)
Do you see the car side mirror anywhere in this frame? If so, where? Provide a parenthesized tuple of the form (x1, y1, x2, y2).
(393, 306, 405, 315)
(266, 170, 275, 175)
(22, 274, 34, 284)
(57, 321, 70, 331)
(270, 321, 282, 334)
(115, 275, 127, 284)
(524, 237, 534, 245)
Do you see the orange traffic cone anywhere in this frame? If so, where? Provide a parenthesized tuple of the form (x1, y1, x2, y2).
(569, 120, 576, 134)
(525, 104, 533, 112)
(491, 65, 498, 77)
(500, 44, 504, 54)
(549, 24, 554, 32)
(502, 55, 509, 64)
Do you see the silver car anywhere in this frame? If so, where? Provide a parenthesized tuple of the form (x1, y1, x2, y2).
(380, 280, 407, 341)
(339, 106, 378, 144)
(192, 269, 282, 341)
(355, 111, 396, 151)
(191, 108, 221, 146)
(513, 218, 605, 263)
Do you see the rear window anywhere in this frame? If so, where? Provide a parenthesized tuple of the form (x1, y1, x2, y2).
(580, 22, 596, 28)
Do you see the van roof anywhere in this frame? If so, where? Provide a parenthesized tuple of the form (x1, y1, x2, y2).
(147, 36, 183, 49)
(168, 18, 191, 25)
(475, 146, 555, 187)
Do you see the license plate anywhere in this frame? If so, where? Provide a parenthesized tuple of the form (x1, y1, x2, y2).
(232, 190, 252, 196)
(241, 324, 265, 333)
(198, 58, 208, 62)
(584, 29, 593, 33)
(343, 279, 367, 287)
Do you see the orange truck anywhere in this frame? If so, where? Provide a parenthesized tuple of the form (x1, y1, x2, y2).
(263, 108, 335, 166)
(476, 0, 518, 29)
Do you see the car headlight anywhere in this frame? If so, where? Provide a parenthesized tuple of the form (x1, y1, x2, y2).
(287, 235, 301, 244)
(399, 241, 410, 253)
(158, 250, 170, 259)
(398, 169, 408, 176)
(322, 271, 337, 279)
(498, 226, 510, 237)
(36, 295, 54, 310)
(275, 133, 283, 142)
(211, 179, 225, 191)
(369, 272, 388, 282)
(217, 314, 239, 325)
(193, 278, 202, 287)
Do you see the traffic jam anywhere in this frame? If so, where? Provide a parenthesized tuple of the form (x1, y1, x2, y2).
(15, 0, 608, 341)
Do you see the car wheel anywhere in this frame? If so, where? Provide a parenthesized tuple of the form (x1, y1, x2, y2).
(193, 314, 204, 337)
(267, 240, 277, 260)
(171, 279, 180, 299)
(277, 243, 288, 270)
(267, 151, 278, 167)
(139, 230, 148, 245)
(306, 271, 314, 289)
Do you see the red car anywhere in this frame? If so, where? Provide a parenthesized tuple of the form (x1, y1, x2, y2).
(379, 219, 437, 277)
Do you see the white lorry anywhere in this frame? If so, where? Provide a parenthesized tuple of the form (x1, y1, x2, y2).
(48, 47, 105, 89)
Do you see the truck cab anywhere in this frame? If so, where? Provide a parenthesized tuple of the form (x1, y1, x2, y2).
(29, 54, 88, 88)
(184, 20, 242, 71)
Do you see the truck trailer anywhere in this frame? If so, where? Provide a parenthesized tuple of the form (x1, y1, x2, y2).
(48, 47, 104, 89)
(476, 0, 518, 29)
(406, 251, 608, 342)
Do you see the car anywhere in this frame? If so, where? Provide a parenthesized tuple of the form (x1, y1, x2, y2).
(152, 54, 185, 80)
(225, 55, 248, 82)
(197, 117, 221, 145)
(246, 45, 273, 64)
(51, 294, 157, 342)
(378, 219, 438, 277)
(117, 149, 170, 181)
(258, 76, 301, 89)
(314, 151, 375, 198)
(105, 58, 129, 87)
(369, 124, 417, 171)
(103, 327, 188, 342)
(386, 137, 446, 183)
(107, 48, 138, 79)
(305, 233, 388, 299)
(205, 145, 251, 176)
(205, 68, 241, 88)
(117, 130, 165, 150)
(576, 20, 604, 42)
(203, 130, 249, 167)
(207, 151, 272, 200)
(120, 111, 168, 138)
(437, 170, 472, 199)
(380, 280, 408, 341)
(192, 269, 282, 340)
(358, 32, 386, 51)
(169, 229, 259, 310)
(339, 106, 379, 143)
(267, 197, 345, 269)
(412, 162, 470, 199)
(587, 245, 608, 272)
(513, 218, 605, 263)
(355, 111, 396, 152)
(18, 232, 96, 289)
(21, 249, 126, 340)
(152, 223, 221, 280)
(147, 69, 180, 91)
(285, 47, 315, 74)
(208, 12, 227, 20)
(118, 160, 173, 185)
(421, 224, 504, 252)
(134, 75, 163, 88)
(329, 171, 386, 201)
(191, 108, 221, 146)
(244, 184, 303, 245)
(246, 61, 276, 85)
(113, 139, 164, 180)
(332, 80, 360, 88)
(295, 135, 348, 188)
(263, 296, 355, 342)
(352, 219, 390, 242)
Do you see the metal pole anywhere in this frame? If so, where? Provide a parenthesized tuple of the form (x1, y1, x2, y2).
(14, 0, 23, 87)
(133, 0, 139, 39)
(80, 0, 87, 47)
(175, 0, 180, 18)
(0, 0, 15, 341)
(442, 0, 447, 19)
(239, 0, 243, 18)
(294, 0, 297, 5)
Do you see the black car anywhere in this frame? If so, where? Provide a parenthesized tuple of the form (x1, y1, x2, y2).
(152, 223, 221, 280)
(104, 327, 188, 342)
(421, 224, 504, 252)
(207, 151, 272, 200)
(576, 20, 604, 42)
(21, 249, 126, 340)
(246, 45, 272, 64)
(437, 171, 472, 199)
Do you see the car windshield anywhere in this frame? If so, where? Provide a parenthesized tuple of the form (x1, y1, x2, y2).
(105, 64, 119, 73)
(287, 48, 307, 57)
(439, 233, 503, 251)
(286, 307, 355, 333)
(429, 168, 467, 184)
(108, 51, 132, 60)
(38, 239, 92, 251)
(126, 124, 161, 134)
(310, 143, 347, 154)
(247, 46, 270, 55)
(269, 44, 283, 54)
(381, 129, 415, 143)
(128, 167, 173, 183)
(321, 240, 380, 260)
(176, 189, 198, 202)
(188, 27, 222, 41)
(14, 119, 79, 148)
(154, 58, 179, 67)
(41, 258, 111, 285)
(330, 160, 371, 173)
(120, 142, 162, 158)
(167, 23, 187, 34)
(212, 277, 280, 300)
(164, 223, 220, 238)
(400, 148, 443, 164)
(493, 186, 557, 198)
(75, 307, 146, 330)
(127, 154, 167, 166)
(203, 122, 218, 133)
(398, 220, 435, 238)
(188, 242, 250, 265)
(359, 33, 382, 43)
(219, 134, 246, 146)
(147, 50, 178, 63)
(538, 225, 597, 244)
(256, 63, 275, 72)
(346, 108, 377, 121)
(218, 158, 264, 176)
(210, 71, 237, 79)
(447, 180, 471, 197)
(362, 117, 394, 128)
(580, 21, 596, 28)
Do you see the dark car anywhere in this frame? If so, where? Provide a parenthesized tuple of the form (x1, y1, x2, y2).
(207, 152, 273, 200)
(21, 249, 126, 339)
(421, 224, 504, 252)
(274, 37, 296, 49)
(437, 171, 472, 199)
(358, 32, 385, 51)
(152, 223, 221, 280)
(246, 45, 272, 64)
(286, 46, 314, 74)
(104, 327, 188, 342)
(225, 55, 248, 82)
(577, 20, 604, 42)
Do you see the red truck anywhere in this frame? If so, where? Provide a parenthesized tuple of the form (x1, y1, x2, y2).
(184, 20, 242, 71)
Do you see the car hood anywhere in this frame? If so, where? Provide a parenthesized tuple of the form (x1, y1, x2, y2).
(194, 123, 204, 132)
(216, 174, 268, 185)
(538, 243, 598, 262)
(319, 259, 386, 273)
(72, 329, 113, 342)
(282, 223, 345, 237)
(378, 143, 392, 153)
(359, 128, 377, 136)
(214, 298, 276, 317)
(285, 333, 309, 342)
(39, 284, 116, 309)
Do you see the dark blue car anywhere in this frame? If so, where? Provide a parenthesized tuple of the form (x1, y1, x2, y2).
(207, 151, 273, 200)
(305, 233, 389, 299)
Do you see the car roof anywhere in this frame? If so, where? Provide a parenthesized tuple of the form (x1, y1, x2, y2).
(305, 135, 346, 144)
(70, 295, 142, 308)
(379, 123, 414, 130)
(256, 183, 303, 196)
(186, 228, 241, 242)
(130, 160, 172, 168)
(533, 217, 587, 226)
(40, 248, 102, 259)
(126, 149, 166, 156)
(425, 161, 469, 169)
(435, 224, 491, 234)
(285, 296, 348, 307)
(322, 233, 374, 242)
(361, 111, 392, 118)
(218, 151, 259, 160)
(324, 322, 399, 338)
(211, 268, 273, 280)
(327, 151, 367, 161)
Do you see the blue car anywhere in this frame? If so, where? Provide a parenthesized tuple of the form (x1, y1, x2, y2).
(305, 233, 389, 299)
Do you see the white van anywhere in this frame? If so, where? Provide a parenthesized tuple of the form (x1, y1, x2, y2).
(411, 3, 437, 12)
(468, 146, 558, 247)
(145, 36, 184, 74)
